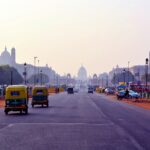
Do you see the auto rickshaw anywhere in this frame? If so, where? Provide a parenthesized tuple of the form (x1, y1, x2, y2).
(32, 86, 49, 107)
(4, 85, 28, 115)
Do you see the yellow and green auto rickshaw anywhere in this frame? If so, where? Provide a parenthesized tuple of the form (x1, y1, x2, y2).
(32, 86, 49, 108)
(4, 85, 28, 115)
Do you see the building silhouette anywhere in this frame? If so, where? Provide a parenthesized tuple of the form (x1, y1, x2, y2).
(0, 46, 57, 84)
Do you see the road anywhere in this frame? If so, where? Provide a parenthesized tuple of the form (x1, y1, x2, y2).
(0, 92, 150, 150)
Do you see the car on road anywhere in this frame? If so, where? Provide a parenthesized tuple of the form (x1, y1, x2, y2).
(32, 86, 49, 108)
(73, 87, 79, 93)
(67, 87, 74, 94)
(117, 90, 140, 99)
(105, 87, 115, 95)
(4, 85, 28, 115)
(88, 87, 94, 94)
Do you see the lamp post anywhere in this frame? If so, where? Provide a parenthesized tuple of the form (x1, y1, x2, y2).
(40, 70, 43, 85)
(122, 69, 126, 83)
(145, 58, 149, 92)
(127, 61, 130, 86)
(23, 63, 27, 85)
(37, 60, 40, 84)
(34, 57, 37, 85)
(10, 69, 13, 85)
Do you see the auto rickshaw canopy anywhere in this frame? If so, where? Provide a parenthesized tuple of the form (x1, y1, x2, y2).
(5, 85, 27, 100)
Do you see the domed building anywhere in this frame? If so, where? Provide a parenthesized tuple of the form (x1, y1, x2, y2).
(0, 46, 16, 66)
(78, 66, 87, 81)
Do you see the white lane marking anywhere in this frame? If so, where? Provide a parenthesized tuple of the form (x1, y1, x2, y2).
(0, 122, 114, 126)
(7, 124, 14, 127)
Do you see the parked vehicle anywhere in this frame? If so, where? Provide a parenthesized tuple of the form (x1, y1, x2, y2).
(74, 87, 79, 93)
(4, 85, 28, 115)
(105, 88, 115, 95)
(88, 87, 94, 94)
(32, 86, 49, 107)
(117, 90, 140, 100)
(67, 87, 74, 94)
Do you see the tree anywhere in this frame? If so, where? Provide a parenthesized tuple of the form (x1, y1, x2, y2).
(0, 65, 23, 85)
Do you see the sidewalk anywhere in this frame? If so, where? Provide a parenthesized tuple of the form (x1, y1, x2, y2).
(107, 95, 150, 110)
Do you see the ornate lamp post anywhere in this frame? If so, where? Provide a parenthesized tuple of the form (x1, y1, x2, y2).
(40, 70, 43, 85)
(23, 63, 27, 85)
(10, 69, 13, 85)
(145, 58, 149, 92)
(127, 61, 130, 86)
(34, 56, 37, 85)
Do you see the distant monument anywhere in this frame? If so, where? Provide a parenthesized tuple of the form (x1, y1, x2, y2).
(0, 46, 16, 66)
(0, 46, 57, 84)
(78, 66, 87, 81)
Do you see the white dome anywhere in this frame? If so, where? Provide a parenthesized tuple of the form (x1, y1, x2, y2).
(1, 47, 11, 58)
(78, 66, 87, 81)
(0, 47, 11, 65)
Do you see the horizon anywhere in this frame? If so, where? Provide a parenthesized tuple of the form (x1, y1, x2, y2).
(0, 46, 149, 77)
(0, 0, 150, 75)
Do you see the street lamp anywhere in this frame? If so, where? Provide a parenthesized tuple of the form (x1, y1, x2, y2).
(34, 56, 37, 85)
(23, 63, 27, 85)
(10, 69, 13, 85)
(127, 61, 130, 86)
(122, 69, 126, 83)
(40, 70, 43, 85)
(145, 58, 149, 92)
(37, 60, 40, 84)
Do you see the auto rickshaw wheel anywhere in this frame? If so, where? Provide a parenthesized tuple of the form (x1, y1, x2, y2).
(25, 109, 28, 115)
(5, 110, 8, 115)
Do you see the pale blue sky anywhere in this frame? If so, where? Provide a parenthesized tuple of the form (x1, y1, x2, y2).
(0, 0, 150, 76)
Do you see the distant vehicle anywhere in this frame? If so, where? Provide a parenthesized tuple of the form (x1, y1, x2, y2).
(88, 87, 94, 94)
(117, 90, 140, 99)
(4, 85, 28, 115)
(105, 88, 115, 95)
(74, 87, 79, 93)
(32, 86, 49, 108)
(67, 87, 74, 94)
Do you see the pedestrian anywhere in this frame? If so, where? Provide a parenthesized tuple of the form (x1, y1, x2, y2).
(125, 89, 129, 99)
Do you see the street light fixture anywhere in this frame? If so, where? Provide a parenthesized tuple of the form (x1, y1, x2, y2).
(10, 69, 13, 85)
(37, 60, 40, 84)
(34, 56, 37, 85)
(40, 70, 43, 85)
(145, 58, 149, 92)
(23, 63, 27, 85)
(127, 61, 130, 86)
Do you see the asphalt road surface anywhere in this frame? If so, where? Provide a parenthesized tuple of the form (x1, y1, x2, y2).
(0, 92, 150, 150)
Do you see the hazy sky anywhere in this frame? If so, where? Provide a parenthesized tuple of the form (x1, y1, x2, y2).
(0, 0, 150, 76)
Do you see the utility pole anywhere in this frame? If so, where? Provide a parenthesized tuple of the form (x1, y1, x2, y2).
(128, 61, 130, 86)
(145, 58, 149, 92)
(23, 63, 27, 85)
(38, 60, 40, 84)
(10, 69, 13, 85)
(34, 57, 37, 85)
(40, 70, 43, 85)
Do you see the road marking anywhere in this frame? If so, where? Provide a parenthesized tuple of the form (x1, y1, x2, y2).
(7, 124, 14, 127)
(0, 122, 114, 126)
